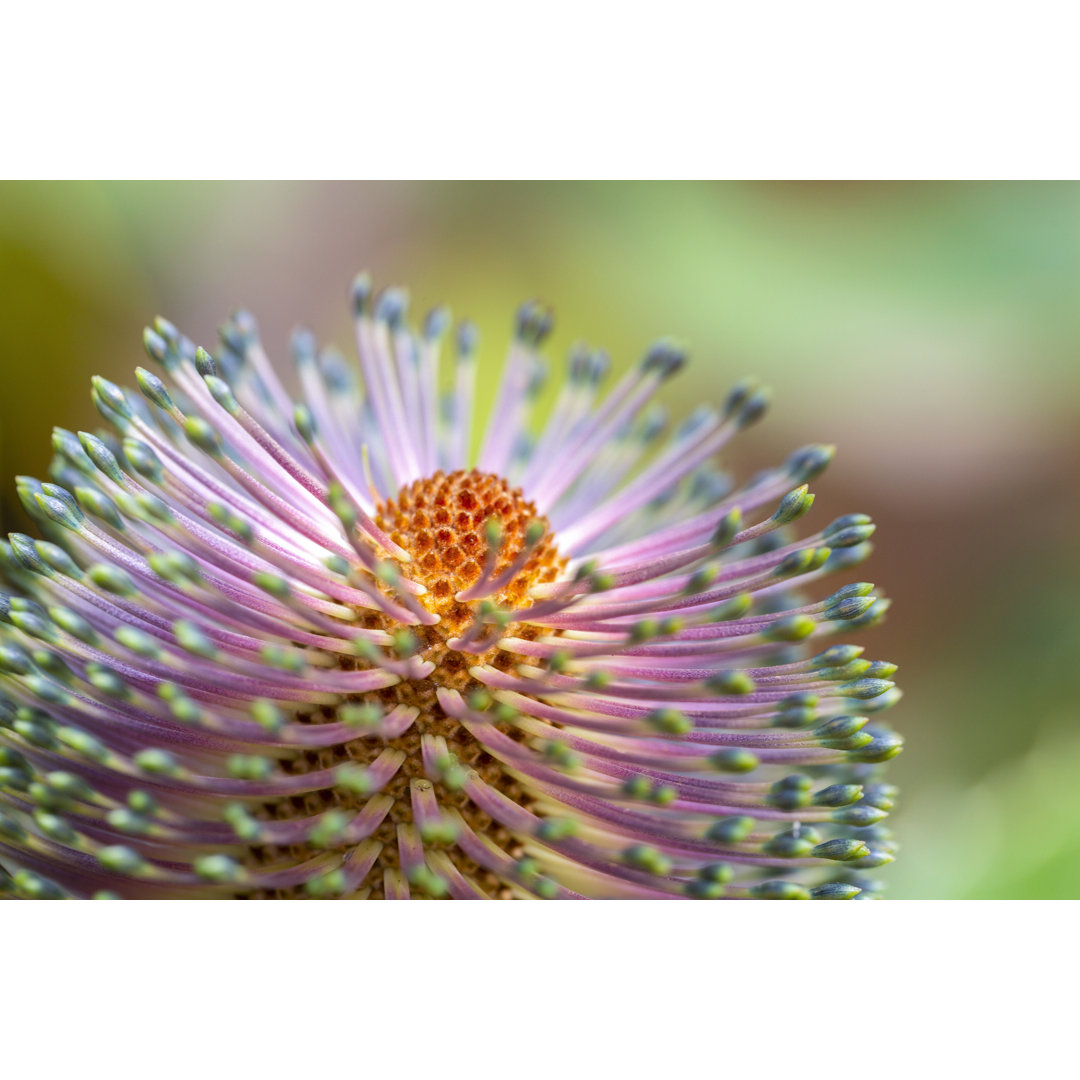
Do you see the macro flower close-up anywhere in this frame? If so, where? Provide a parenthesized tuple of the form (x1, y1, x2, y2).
(0, 273, 902, 899)
(7, 8, 1080, 1075)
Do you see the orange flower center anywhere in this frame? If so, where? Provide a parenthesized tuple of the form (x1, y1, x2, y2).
(376, 469, 564, 637)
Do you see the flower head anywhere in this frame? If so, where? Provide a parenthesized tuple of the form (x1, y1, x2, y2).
(0, 274, 901, 899)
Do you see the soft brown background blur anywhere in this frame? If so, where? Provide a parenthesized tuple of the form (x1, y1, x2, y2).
(2, 181, 1078, 898)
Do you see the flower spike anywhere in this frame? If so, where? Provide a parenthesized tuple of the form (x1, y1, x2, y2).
(0, 274, 901, 899)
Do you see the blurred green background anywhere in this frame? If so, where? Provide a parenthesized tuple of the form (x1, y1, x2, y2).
(1, 181, 1077, 898)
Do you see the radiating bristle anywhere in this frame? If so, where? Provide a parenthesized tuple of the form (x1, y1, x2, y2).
(0, 274, 901, 899)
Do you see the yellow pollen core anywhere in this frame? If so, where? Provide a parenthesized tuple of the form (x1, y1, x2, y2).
(245, 471, 567, 899)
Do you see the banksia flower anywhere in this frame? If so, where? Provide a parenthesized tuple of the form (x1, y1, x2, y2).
(0, 275, 901, 900)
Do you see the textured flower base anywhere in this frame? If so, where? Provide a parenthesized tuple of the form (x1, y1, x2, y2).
(0, 278, 902, 899)
(252, 470, 563, 897)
